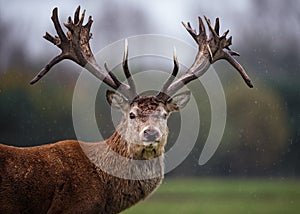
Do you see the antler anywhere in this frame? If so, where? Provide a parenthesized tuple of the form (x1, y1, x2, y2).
(157, 16, 253, 101)
(31, 6, 137, 100)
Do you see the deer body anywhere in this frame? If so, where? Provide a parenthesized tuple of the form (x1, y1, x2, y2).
(0, 140, 161, 213)
(0, 5, 252, 214)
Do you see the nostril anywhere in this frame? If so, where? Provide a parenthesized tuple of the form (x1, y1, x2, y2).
(143, 129, 159, 142)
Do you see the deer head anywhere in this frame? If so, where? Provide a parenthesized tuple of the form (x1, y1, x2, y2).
(106, 90, 190, 159)
(31, 6, 253, 160)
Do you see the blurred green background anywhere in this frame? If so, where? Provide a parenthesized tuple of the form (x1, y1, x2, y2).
(0, 0, 299, 213)
(123, 178, 300, 214)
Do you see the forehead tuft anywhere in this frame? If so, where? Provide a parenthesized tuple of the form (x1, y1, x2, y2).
(131, 96, 163, 111)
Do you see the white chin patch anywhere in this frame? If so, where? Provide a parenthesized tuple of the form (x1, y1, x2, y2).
(142, 141, 158, 147)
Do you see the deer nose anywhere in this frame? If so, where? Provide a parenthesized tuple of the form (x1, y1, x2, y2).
(143, 129, 160, 142)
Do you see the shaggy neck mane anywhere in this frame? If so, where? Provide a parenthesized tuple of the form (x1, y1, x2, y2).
(105, 119, 132, 158)
(79, 119, 166, 180)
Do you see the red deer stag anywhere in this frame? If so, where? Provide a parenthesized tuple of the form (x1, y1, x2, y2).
(0, 6, 253, 214)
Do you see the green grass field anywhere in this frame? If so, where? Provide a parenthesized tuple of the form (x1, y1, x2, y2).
(122, 178, 300, 214)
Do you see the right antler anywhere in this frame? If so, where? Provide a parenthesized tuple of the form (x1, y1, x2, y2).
(31, 6, 137, 100)
(157, 16, 253, 101)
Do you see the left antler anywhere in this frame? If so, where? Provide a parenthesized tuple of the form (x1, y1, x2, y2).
(31, 6, 137, 100)
(157, 16, 253, 101)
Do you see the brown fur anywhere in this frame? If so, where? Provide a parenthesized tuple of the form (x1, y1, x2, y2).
(0, 139, 162, 214)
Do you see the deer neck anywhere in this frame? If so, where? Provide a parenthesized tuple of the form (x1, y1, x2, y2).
(79, 119, 167, 179)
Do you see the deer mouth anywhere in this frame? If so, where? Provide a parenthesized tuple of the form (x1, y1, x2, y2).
(142, 141, 159, 147)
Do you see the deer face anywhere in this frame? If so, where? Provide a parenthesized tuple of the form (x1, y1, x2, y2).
(106, 90, 190, 159)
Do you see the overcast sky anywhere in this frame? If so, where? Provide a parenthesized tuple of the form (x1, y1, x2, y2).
(0, 0, 253, 60)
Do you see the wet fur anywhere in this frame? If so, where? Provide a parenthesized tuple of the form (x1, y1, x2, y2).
(0, 138, 163, 214)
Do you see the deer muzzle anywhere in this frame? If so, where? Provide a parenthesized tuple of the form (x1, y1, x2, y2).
(140, 127, 161, 144)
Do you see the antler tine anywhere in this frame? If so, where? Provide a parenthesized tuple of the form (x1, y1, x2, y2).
(182, 21, 197, 43)
(74, 5, 81, 24)
(30, 55, 65, 85)
(157, 16, 253, 100)
(214, 18, 220, 35)
(198, 16, 206, 36)
(157, 47, 179, 101)
(32, 6, 136, 99)
(122, 39, 137, 99)
(51, 8, 68, 44)
(204, 16, 219, 40)
(223, 51, 253, 88)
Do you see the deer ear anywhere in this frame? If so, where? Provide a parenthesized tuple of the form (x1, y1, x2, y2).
(106, 90, 129, 111)
(166, 91, 191, 112)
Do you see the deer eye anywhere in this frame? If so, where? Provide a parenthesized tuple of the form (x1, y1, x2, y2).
(162, 113, 167, 120)
(129, 112, 136, 119)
